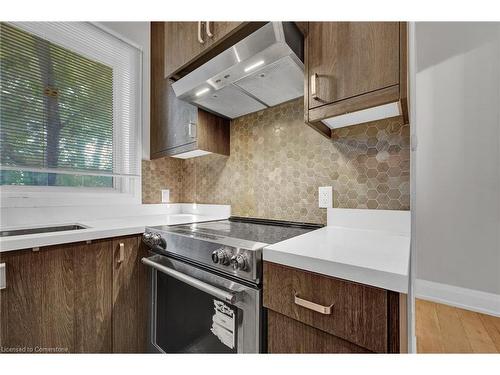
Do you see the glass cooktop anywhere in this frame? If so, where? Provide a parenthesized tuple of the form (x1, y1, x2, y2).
(168, 217, 322, 245)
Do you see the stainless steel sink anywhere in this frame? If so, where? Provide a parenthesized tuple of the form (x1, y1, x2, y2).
(0, 224, 87, 237)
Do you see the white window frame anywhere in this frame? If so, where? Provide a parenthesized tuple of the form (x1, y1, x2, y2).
(0, 22, 143, 208)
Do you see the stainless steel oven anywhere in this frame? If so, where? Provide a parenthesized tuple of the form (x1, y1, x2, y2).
(142, 253, 261, 353)
(141, 217, 321, 354)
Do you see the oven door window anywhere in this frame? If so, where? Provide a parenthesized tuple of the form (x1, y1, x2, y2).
(155, 270, 238, 353)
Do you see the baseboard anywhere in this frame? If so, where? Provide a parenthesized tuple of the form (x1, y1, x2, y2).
(415, 279, 500, 317)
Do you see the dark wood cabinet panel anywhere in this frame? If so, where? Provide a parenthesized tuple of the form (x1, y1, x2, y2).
(263, 261, 388, 353)
(151, 22, 197, 158)
(197, 109, 230, 156)
(267, 310, 369, 353)
(0, 240, 113, 353)
(0, 235, 147, 354)
(73, 241, 113, 353)
(0, 248, 44, 351)
(112, 236, 148, 353)
(308, 22, 399, 109)
(150, 21, 166, 157)
(163, 22, 244, 79)
(163, 22, 263, 80)
(205, 22, 243, 48)
(164, 22, 206, 80)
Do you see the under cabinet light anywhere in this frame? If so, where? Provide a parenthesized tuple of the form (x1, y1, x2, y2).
(244, 60, 265, 73)
(195, 87, 210, 97)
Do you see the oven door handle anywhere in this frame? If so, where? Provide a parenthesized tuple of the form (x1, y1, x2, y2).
(141, 257, 238, 304)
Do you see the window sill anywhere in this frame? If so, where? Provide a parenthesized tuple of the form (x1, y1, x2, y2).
(0, 185, 141, 208)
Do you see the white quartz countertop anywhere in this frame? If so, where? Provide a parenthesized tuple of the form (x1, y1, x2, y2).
(0, 204, 230, 252)
(263, 208, 411, 293)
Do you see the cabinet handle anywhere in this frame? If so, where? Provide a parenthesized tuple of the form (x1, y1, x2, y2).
(117, 243, 125, 264)
(294, 293, 333, 315)
(0, 263, 6, 290)
(188, 122, 197, 138)
(205, 21, 214, 38)
(310, 73, 319, 100)
(197, 21, 205, 44)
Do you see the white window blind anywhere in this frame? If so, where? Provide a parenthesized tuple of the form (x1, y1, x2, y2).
(0, 22, 141, 188)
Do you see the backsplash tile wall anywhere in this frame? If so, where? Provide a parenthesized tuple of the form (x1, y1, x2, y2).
(143, 99, 410, 224)
(142, 156, 183, 204)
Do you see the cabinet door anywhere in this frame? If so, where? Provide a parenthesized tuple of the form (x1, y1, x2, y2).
(164, 22, 206, 78)
(151, 81, 197, 158)
(307, 22, 400, 109)
(112, 236, 148, 353)
(164, 82, 198, 151)
(151, 22, 197, 158)
(264, 261, 388, 352)
(0, 241, 113, 353)
(267, 310, 369, 353)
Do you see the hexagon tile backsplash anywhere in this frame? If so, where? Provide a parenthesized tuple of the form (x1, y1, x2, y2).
(142, 156, 183, 204)
(143, 98, 410, 225)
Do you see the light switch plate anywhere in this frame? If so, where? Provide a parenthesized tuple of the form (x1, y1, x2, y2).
(318, 186, 333, 208)
(161, 189, 170, 203)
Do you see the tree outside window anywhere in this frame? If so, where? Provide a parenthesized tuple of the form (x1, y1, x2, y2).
(0, 22, 114, 188)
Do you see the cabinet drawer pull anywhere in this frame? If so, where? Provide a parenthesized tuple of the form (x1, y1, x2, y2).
(206, 21, 214, 38)
(117, 243, 125, 264)
(0, 263, 6, 290)
(197, 21, 205, 44)
(294, 293, 333, 315)
(310, 73, 319, 100)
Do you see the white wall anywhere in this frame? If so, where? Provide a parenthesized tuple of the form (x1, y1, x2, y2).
(415, 23, 500, 299)
(97, 22, 151, 160)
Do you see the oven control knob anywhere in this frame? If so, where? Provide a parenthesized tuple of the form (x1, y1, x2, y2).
(230, 254, 247, 271)
(150, 233, 160, 245)
(150, 233, 166, 249)
(211, 250, 219, 263)
(142, 232, 152, 244)
(212, 248, 230, 265)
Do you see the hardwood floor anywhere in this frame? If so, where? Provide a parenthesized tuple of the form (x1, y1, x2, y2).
(416, 299, 500, 353)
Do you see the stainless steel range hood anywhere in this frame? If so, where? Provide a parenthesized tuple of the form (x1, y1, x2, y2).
(171, 22, 304, 119)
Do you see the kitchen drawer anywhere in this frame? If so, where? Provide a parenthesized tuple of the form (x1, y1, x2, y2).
(263, 262, 388, 352)
(267, 310, 369, 353)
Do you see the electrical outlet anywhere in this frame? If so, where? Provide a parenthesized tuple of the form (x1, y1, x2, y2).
(318, 186, 333, 208)
(161, 189, 170, 203)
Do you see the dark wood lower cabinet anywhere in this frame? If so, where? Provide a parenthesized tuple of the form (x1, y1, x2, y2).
(268, 310, 369, 353)
(73, 240, 113, 353)
(264, 261, 407, 353)
(0, 235, 147, 353)
(112, 236, 149, 353)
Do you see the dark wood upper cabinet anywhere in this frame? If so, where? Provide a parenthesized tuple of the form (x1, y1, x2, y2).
(203, 22, 245, 48)
(151, 80, 198, 158)
(164, 22, 207, 80)
(164, 22, 264, 80)
(151, 22, 230, 160)
(304, 22, 408, 138)
(308, 22, 399, 109)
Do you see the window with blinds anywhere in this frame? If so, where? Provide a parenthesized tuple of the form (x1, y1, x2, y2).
(0, 22, 141, 189)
